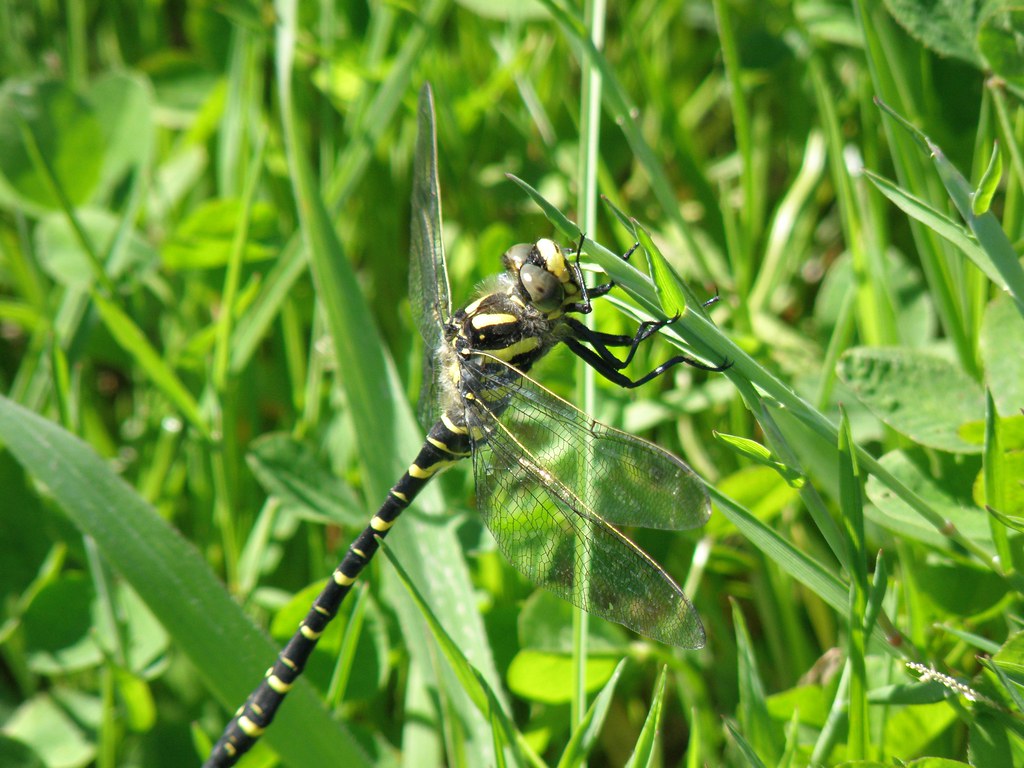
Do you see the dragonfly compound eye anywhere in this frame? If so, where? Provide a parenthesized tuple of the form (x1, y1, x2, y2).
(519, 263, 563, 312)
(502, 243, 533, 272)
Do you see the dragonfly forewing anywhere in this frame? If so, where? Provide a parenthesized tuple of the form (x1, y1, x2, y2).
(464, 356, 707, 648)
(467, 354, 712, 531)
(409, 83, 451, 427)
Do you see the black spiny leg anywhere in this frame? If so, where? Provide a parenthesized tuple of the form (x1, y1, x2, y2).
(564, 238, 640, 314)
(564, 314, 730, 389)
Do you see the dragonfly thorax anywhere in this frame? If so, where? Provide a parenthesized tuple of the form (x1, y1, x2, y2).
(448, 288, 559, 376)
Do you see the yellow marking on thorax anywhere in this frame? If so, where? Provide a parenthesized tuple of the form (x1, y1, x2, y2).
(471, 312, 517, 329)
(489, 335, 541, 361)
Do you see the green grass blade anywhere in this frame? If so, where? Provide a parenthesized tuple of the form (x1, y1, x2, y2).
(90, 291, 210, 439)
(838, 411, 868, 761)
(732, 599, 780, 764)
(623, 666, 667, 768)
(555, 659, 626, 768)
(536, 0, 719, 279)
(862, 167, 1008, 290)
(379, 541, 535, 768)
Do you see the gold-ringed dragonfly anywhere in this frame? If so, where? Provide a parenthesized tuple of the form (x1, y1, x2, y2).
(204, 83, 728, 767)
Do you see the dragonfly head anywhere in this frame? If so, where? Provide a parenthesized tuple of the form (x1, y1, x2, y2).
(502, 239, 583, 315)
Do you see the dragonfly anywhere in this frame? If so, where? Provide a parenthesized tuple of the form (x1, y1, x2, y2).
(204, 83, 727, 767)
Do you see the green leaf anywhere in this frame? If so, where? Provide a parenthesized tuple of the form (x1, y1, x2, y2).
(991, 631, 1024, 682)
(712, 490, 861, 634)
(0, 734, 46, 768)
(733, 599, 781, 763)
(635, 224, 693, 316)
(865, 449, 993, 553)
(0, 452, 55, 600)
(877, 100, 1024, 318)
(21, 573, 101, 675)
(766, 685, 831, 729)
(880, 701, 957, 759)
(837, 347, 985, 453)
(861, 169, 1005, 290)
(980, 296, 1024, 416)
(555, 660, 625, 768)
(988, 505, 1024, 534)
(978, 7, 1024, 92)
(454, 0, 545, 20)
(0, 79, 105, 211)
(35, 208, 157, 288)
(506, 650, 619, 704)
(623, 666, 667, 768)
(112, 666, 157, 732)
(724, 719, 769, 768)
(379, 540, 529, 765)
(715, 432, 806, 488)
(246, 432, 364, 527)
(914, 559, 1006, 617)
(163, 198, 280, 269)
(968, 712, 1014, 768)
(883, 0, 983, 65)
(89, 71, 155, 198)
(3, 690, 98, 768)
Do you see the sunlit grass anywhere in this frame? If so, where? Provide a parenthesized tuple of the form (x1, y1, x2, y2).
(1, 0, 1022, 766)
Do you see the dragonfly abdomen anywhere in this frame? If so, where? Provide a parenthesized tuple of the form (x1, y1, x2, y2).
(203, 420, 471, 766)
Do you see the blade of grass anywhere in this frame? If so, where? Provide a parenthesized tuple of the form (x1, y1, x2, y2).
(555, 659, 626, 768)
(380, 541, 540, 768)
(838, 410, 868, 761)
(854, 0, 977, 369)
(537, 0, 721, 280)
(623, 666, 668, 768)
(572, 0, 605, 732)
(228, 0, 451, 375)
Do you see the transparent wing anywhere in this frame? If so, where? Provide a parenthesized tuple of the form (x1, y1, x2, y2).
(409, 83, 451, 426)
(468, 355, 711, 530)
(464, 357, 707, 648)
